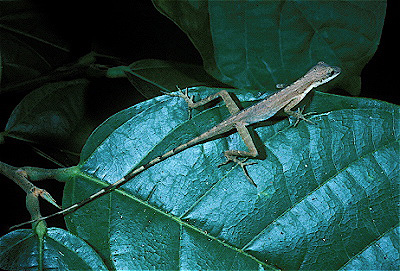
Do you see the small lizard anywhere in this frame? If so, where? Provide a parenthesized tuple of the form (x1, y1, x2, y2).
(13, 61, 340, 228)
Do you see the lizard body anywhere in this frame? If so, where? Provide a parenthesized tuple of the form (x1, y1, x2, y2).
(14, 61, 340, 227)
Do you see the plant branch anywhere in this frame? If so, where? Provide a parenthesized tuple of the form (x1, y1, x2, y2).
(0, 161, 62, 228)
(0, 161, 35, 193)
(0, 63, 107, 95)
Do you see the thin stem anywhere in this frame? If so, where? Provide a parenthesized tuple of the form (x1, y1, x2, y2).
(0, 64, 107, 95)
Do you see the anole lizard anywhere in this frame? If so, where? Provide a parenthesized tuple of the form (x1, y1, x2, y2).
(13, 61, 340, 228)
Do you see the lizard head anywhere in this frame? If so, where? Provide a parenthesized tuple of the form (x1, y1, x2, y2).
(308, 61, 341, 87)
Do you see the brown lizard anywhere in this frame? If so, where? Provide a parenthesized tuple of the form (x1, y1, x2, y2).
(13, 61, 341, 228)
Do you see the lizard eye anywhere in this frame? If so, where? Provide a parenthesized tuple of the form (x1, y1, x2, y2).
(328, 70, 336, 77)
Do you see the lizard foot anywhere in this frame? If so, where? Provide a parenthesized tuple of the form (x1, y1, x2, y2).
(218, 155, 257, 186)
(161, 86, 196, 108)
(161, 86, 196, 118)
(288, 107, 316, 126)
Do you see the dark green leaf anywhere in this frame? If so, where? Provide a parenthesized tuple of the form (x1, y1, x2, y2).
(58, 88, 398, 270)
(126, 59, 226, 98)
(0, 31, 51, 86)
(3, 79, 89, 152)
(152, 0, 386, 95)
(0, 228, 107, 270)
(0, 1, 70, 88)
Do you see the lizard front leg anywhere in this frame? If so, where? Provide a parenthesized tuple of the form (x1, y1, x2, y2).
(164, 87, 242, 114)
(283, 95, 316, 126)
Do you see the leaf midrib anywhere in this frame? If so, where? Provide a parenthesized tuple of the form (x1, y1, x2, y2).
(74, 167, 274, 269)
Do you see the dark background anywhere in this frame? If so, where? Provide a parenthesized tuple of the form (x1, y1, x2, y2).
(0, 1, 397, 238)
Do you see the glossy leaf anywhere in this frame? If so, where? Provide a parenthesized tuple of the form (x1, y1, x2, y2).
(57, 87, 398, 270)
(0, 227, 107, 270)
(152, 0, 386, 94)
(341, 226, 400, 270)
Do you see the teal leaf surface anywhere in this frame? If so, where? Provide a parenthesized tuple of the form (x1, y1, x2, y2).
(0, 228, 107, 270)
(59, 87, 398, 270)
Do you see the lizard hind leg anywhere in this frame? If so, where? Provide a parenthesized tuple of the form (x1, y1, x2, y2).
(218, 154, 257, 186)
(164, 88, 260, 186)
(218, 123, 260, 186)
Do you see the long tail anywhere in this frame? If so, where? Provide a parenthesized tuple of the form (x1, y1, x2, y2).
(11, 137, 201, 229)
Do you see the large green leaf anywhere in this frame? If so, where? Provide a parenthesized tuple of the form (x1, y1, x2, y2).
(3, 79, 87, 141)
(0, 227, 107, 270)
(152, 0, 386, 94)
(53, 87, 399, 270)
(2, 79, 89, 154)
